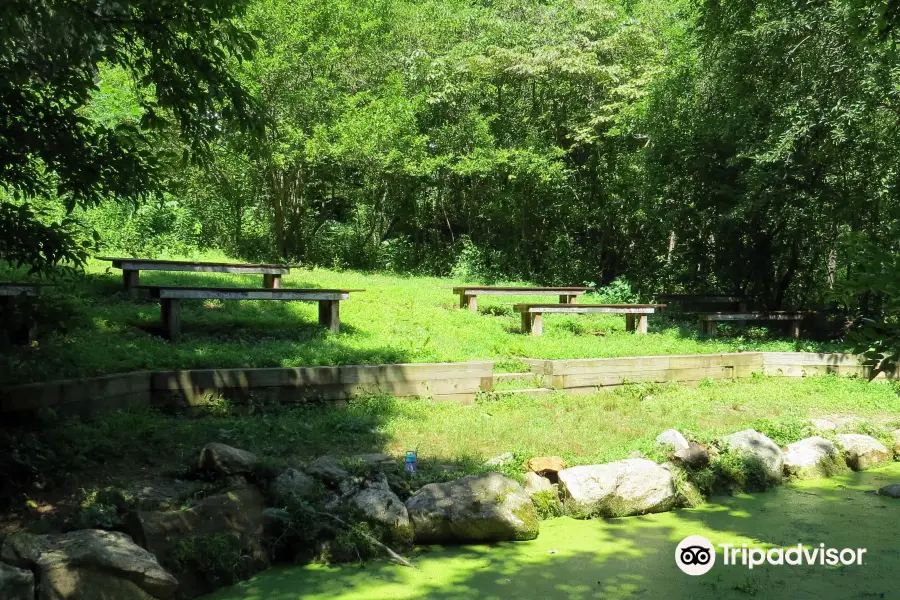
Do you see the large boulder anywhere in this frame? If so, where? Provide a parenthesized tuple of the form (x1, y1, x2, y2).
(723, 429, 784, 483)
(557, 459, 676, 517)
(348, 483, 413, 546)
(525, 457, 566, 481)
(673, 443, 710, 469)
(271, 468, 319, 506)
(125, 487, 267, 598)
(656, 429, 690, 452)
(307, 456, 350, 486)
(405, 473, 538, 543)
(523, 472, 554, 496)
(197, 443, 259, 477)
(784, 437, 848, 479)
(1, 529, 177, 600)
(836, 434, 891, 471)
(0, 562, 34, 600)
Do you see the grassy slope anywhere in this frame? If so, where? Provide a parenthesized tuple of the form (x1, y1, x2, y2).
(34, 376, 900, 487)
(3, 252, 845, 385)
(202, 464, 900, 600)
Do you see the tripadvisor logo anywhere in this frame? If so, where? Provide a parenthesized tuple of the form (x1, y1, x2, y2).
(675, 536, 867, 576)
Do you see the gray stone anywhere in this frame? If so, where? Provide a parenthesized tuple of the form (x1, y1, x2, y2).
(673, 443, 710, 469)
(197, 442, 259, 476)
(405, 473, 538, 543)
(125, 487, 267, 598)
(0, 562, 34, 600)
(1, 529, 178, 600)
(523, 472, 554, 496)
(484, 452, 515, 467)
(784, 437, 847, 479)
(724, 429, 784, 482)
(307, 455, 350, 485)
(271, 468, 318, 506)
(352, 453, 398, 469)
(348, 486, 413, 546)
(557, 459, 677, 517)
(878, 483, 900, 498)
(836, 434, 891, 471)
(656, 429, 690, 452)
(810, 418, 837, 431)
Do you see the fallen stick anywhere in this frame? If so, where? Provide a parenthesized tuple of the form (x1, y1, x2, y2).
(318, 512, 416, 568)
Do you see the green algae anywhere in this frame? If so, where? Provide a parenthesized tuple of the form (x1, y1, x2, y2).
(204, 463, 900, 600)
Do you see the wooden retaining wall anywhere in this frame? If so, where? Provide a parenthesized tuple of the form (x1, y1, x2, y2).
(2, 353, 894, 420)
(523, 352, 896, 391)
(0, 362, 494, 419)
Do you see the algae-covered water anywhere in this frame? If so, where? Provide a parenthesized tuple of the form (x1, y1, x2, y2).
(205, 464, 900, 600)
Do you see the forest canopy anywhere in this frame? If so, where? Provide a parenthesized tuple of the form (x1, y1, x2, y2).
(3, 0, 900, 352)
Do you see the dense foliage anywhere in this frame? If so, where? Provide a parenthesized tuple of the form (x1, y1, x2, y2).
(3, 0, 900, 362)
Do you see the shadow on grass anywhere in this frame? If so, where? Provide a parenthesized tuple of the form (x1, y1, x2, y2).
(202, 465, 900, 600)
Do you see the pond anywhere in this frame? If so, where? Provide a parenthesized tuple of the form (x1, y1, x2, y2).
(204, 464, 900, 600)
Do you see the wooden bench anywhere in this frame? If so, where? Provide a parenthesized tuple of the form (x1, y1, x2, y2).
(699, 312, 810, 338)
(99, 257, 292, 296)
(0, 283, 49, 344)
(513, 304, 665, 336)
(657, 293, 748, 312)
(140, 286, 363, 341)
(453, 286, 593, 311)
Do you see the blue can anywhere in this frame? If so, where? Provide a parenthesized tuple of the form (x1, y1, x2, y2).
(405, 450, 417, 474)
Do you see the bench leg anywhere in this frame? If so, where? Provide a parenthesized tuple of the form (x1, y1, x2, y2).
(463, 295, 477, 311)
(123, 269, 140, 297)
(790, 319, 800, 339)
(319, 300, 340, 333)
(637, 314, 648, 334)
(568, 295, 579, 304)
(521, 312, 532, 334)
(559, 294, 569, 304)
(531, 313, 543, 336)
(263, 274, 281, 289)
(705, 321, 717, 337)
(626, 314, 636, 332)
(161, 298, 181, 341)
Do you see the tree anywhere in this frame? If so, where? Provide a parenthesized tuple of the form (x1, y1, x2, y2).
(0, 0, 260, 273)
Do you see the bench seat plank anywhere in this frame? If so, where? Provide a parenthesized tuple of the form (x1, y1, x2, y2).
(513, 304, 665, 335)
(0, 283, 43, 297)
(699, 312, 809, 321)
(139, 286, 364, 340)
(99, 257, 293, 295)
(698, 312, 810, 338)
(454, 286, 592, 311)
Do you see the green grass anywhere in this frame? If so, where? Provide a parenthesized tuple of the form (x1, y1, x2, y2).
(201, 463, 900, 600)
(1, 251, 846, 385)
(16, 375, 900, 492)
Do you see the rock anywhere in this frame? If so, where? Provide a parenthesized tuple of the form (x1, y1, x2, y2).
(525, 456, 566, 478)
(836, 434, 891, 471)
(348, 486, 413, 546)
(673, 442, 710, 469)
(271, 468, 318, 506)
(125, 487, 267, 598)
(628, 451, 645, 459)
(307, 455, 350, 486)
(0, 562, 34, 600)
(656, 429, 690, 452)
(723, 429, 784, 482)
(878, 484, 900, 498)
(197, 443, 259, 477)
(784, 437, 847, 479)
(405, 473, 538, 543)
(1, 529, 178, 600)
(352, 453, 398, 469)
(810, 418, 837, 431)
(523, 472, 554, 496)
(484, 452, 515, 467)
(557, 459, 677, 518)
(812, 415, 864, 432)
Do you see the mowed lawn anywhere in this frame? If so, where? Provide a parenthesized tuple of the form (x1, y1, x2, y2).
(2, 252, 845, 385)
